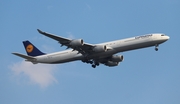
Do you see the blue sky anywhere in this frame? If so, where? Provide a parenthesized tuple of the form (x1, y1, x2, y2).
(1, 0, 180, 104)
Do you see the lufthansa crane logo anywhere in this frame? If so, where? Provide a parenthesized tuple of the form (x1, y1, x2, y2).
(26, 44, 34, 53)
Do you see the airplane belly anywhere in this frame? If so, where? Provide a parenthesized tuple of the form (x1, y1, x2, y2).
(87, 49, 117, 59)
(34, 51, 82, 64)
(48, 51, 83, 64)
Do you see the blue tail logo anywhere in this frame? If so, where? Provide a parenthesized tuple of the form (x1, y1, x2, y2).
(23, 41, 45, 56)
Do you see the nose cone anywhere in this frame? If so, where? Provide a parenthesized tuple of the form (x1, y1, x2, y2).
(159, 34, 170, 42)
(164, 35, 170, 41)
(166, 36, 170, 40)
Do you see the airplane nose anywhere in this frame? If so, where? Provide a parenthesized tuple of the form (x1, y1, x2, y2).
(166, 36, 170, 40)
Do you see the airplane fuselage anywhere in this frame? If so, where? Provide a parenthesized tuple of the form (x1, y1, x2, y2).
(32, 34, 169, 64)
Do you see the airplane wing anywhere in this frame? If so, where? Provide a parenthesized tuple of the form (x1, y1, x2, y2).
(37, 29, 95, 55)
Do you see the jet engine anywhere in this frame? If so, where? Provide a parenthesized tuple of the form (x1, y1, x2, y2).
(105, 61, 119, 67)
(69, 39, 84, 47)
(93, 45, 107, 52)
(111, 55, 124, 62)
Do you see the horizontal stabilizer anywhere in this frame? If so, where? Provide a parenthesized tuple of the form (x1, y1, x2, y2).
(12, 53, 36, 60)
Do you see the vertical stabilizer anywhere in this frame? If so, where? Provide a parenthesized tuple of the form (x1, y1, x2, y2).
(23, 41, 45, 56)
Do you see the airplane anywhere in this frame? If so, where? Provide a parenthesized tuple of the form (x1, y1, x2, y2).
(12, 29, 170, 68)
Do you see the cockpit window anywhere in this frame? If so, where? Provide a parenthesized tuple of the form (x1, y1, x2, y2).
(161, 34, 165, 36)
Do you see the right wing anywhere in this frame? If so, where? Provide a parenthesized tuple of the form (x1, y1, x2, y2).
(37, 29, 95, 55)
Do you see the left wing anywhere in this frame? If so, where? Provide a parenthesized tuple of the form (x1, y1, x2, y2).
(37, 29, 95, 55)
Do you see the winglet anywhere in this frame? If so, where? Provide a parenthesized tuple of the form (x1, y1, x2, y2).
(37, 29, 52, 37)
(37, 29, 44, 34)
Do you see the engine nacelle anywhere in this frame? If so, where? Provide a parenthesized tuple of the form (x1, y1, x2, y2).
(111, 55, 124, 62)
(69, 39, 84, 47)
(105, 61, 119, 67)
(93, 45, 107, 52)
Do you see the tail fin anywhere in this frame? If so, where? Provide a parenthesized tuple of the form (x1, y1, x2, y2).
(23, 40, 45, 56)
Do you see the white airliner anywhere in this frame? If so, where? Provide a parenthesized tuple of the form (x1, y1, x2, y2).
(12, 29, 170, 68)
